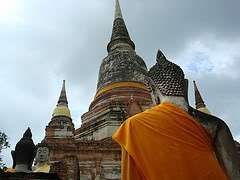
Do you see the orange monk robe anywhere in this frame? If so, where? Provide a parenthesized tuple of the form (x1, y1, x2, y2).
(112, 102, 228, 180)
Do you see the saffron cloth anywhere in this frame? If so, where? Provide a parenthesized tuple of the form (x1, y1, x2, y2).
(112, 102, 227, 180)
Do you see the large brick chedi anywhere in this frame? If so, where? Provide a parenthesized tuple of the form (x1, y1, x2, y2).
(77, 0, 152, 141)
(44, 0, 153, 179)
(75, 0, 152, 178)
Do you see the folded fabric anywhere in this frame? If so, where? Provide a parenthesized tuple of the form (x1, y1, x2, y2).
(113, 102, 227, 180)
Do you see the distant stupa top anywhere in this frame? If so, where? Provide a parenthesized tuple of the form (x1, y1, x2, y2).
(57, 80, 68, 105)
(193, 81, 211, 114)
(52, 80, 71, 118)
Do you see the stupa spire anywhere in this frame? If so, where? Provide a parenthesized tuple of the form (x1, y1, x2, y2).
(57, 80, 68, 106)
(52, 80, 71, 118)
(115, 0, 123, 19)
(193, 81, 206, 109)
(193, 81, 211, 114)
(46, 81, 74, 139)
(107, 0, 135, 52)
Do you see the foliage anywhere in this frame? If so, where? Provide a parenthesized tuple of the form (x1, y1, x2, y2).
(0, 130, 10, 169)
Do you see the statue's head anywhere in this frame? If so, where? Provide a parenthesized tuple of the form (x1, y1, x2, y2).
(12, 127, 36, 171)
(35, 141, 50, 164)
(146, 50, 187, 109)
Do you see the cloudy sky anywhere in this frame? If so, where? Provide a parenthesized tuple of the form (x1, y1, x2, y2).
(1, 0, 240, 166)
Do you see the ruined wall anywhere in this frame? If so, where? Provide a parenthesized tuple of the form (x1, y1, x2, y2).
(45, 137, 120, 180)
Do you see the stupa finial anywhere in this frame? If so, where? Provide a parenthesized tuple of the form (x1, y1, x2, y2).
(193, 80, 206, 109)
(57, 80, 68, 105)
(107, 0, 135, 52)
(115, 0, 123, 19)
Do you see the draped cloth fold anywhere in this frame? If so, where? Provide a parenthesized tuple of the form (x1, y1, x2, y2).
(112, 102, 227, 180)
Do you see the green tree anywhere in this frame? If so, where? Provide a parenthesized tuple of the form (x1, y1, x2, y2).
(0, 130, 10, 169)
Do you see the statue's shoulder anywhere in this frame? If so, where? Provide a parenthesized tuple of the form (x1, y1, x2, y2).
(33, 163, 50, 173)
(188, 106, 223, 124)
(188, 106, 230, 138)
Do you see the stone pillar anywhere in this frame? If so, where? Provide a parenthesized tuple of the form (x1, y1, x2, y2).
(64, 156, 79, 180)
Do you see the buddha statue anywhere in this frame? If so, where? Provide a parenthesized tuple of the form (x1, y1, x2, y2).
(11, 127, 36, 172)
(33, 142, 51, 173)
(146, 50, 240, 180)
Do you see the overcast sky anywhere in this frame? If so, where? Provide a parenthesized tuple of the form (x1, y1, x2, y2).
(1, 0, 240, 166)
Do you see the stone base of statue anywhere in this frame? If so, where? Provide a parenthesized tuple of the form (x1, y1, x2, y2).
(0, 172, 60, 180)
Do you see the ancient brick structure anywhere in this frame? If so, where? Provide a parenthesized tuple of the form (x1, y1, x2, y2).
(44, 0, 152, 179)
